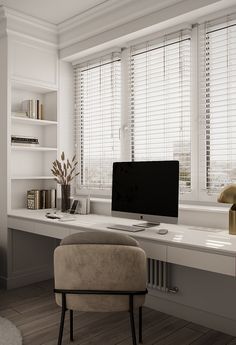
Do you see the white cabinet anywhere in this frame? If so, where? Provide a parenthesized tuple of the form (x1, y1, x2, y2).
(11, 40, 58, 88)
(138, 239, 167, 261)
(167, 246, 236, 277)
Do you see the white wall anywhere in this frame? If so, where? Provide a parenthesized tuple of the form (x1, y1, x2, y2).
(58, 60, 75, 195)
(58, 61, 74, 155)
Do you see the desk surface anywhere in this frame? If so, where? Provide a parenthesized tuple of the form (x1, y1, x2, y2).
(8, 209, 236, 257)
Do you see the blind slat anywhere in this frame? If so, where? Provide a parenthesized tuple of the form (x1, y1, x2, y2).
(130, 30, 192, 193)
(200, 18, 236, 194)
(74, 54, 121, 190)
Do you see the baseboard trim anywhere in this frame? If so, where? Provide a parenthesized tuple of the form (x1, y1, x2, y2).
(0, 267, 54, 289)
(145, 293, 236, 337)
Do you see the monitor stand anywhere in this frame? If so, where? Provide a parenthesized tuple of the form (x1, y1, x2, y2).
(134, 222, 160, 228)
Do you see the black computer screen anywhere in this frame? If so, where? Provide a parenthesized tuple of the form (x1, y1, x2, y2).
(112, 161, 179, 217)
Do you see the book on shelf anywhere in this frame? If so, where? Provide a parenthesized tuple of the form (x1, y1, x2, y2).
(41, 189, 56, 209)
(22, 99, 43, 120)
(11, 135, 39, 145)
(27, 189, 57, 210)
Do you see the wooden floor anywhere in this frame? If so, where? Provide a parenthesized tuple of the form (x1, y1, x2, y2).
(0, 280, 235, 345)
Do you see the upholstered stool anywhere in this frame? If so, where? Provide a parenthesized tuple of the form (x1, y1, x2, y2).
(54, 231, 147, 345)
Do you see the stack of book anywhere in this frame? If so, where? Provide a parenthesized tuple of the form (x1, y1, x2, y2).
(27, 189, 57, 210)
(11, 135, 39, 146)
(41, 189, 57, 209)
(22, 99, 43, 120)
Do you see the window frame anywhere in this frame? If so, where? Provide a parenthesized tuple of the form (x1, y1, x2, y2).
(198, 15, 236, 202)
(74, 14, 236, 205)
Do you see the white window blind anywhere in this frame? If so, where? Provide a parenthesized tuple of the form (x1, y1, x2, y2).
(130, 30, 191, 193)
(201, 15, 236, 194)
(74, 54, 121, 190)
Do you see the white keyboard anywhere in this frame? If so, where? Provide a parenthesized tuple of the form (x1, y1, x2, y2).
(107, 224, 146, 232)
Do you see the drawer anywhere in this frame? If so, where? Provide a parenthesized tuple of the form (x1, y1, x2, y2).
(8, 217, 37, 234)
(34, 222, 70, 240)
(137, 239, 167, 261)
(167, 246, 235, 276)
(8, 217, 70, 240)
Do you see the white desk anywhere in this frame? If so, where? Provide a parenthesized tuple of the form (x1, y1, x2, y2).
(8, 209, 236, 277)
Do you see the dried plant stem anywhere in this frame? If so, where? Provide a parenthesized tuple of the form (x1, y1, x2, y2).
(51, 152, 79, 185)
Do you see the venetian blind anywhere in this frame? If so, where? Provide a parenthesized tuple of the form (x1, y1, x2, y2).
(130, 30, 191, 193)
(201, 15, 236, 194)
(74, 54, 121, 190)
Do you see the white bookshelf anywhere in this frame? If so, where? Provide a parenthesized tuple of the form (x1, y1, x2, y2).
(11, 116, 58, 126)
(11, 176, 55, 180)
(0, 12, 63, 289)
(10, 79, 58, 210)
(11, 146, 57, 152)
(11, 78, 58, 94)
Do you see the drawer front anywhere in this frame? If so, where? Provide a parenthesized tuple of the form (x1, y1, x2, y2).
(34, 222, 70, 240)
(167, 246, 235, 276)
(137, 239, 167, 261)
(8, 217, 70, 240)
(8, 217, 33, 233)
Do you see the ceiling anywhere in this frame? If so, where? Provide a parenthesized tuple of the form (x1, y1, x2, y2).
(0, 0, 113, 24)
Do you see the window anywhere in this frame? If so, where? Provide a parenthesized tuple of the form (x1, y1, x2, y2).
(74, 13, 236, 203)
(130, 30, 191, 193)
(74, 54, 121, 190)
(201, 15, 236, 195)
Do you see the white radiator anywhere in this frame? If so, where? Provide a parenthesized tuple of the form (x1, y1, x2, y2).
(147, 258, 178, 293)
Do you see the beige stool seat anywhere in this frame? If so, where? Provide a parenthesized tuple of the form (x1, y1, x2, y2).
(54, 231, 147, 345)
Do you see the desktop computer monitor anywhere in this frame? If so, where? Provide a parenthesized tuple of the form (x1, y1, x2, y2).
(111, 161, 179, 225)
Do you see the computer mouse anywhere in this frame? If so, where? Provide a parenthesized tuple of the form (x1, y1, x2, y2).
(157, 229, 168, 235)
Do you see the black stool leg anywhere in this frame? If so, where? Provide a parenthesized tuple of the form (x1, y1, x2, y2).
(129, 295, 137, 345)
(139, 307, 143, 343)
(70, 310, 74, 341)
(58, 293, 66, 345)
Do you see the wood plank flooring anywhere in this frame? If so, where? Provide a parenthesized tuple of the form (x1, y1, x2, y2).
(0, 280, 235, 345)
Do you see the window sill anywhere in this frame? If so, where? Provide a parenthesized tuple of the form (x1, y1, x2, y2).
(90, 197, 111, 204)
(179, 203, 229, 214)
(89, 197, 229, 228)
(90, 197, 230, 214)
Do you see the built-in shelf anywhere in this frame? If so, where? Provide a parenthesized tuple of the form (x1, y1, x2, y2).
(11, 146, 57, 152)
(11, 116, 58, 126)
(11, 78, 58, 94)
(11, 176, 55, 180)
(10, 74, 58, 210)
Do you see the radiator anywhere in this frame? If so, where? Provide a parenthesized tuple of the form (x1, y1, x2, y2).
(147, 258, 178, 293)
